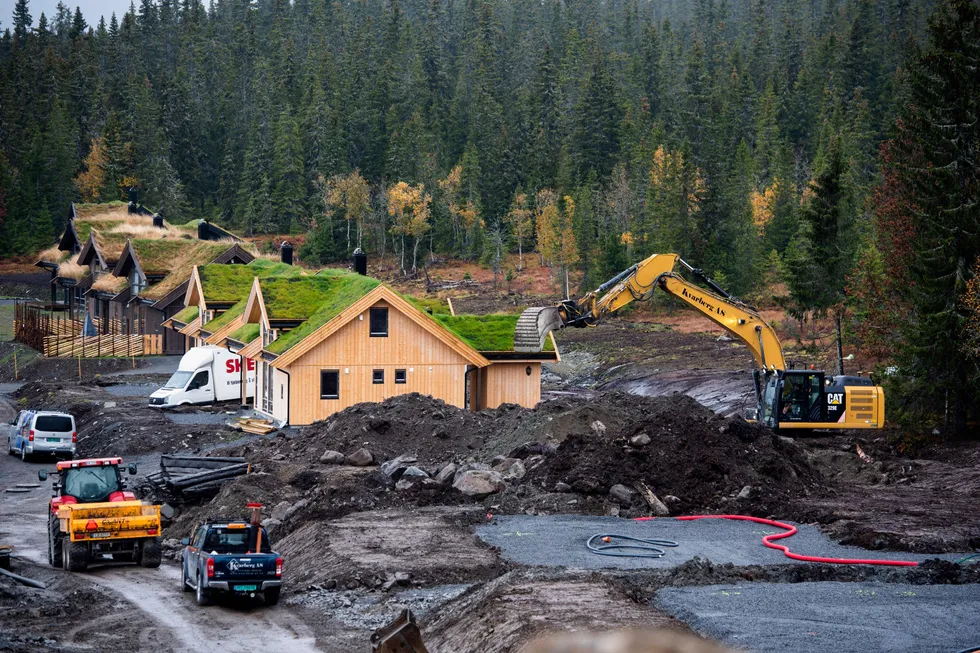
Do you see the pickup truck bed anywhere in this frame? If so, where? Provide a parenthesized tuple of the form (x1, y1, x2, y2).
(181, 521, 283, 606)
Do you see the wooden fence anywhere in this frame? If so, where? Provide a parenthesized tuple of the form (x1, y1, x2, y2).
(16, 302, 147, 358)
(42, 334, 163, 358)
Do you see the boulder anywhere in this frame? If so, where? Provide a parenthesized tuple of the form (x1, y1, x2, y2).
(319, 450, 345, 465)
(591, 420, 607, 435)
(271, 501, 292, 522)
(554, 481, 572, 493)
(452, 462, 490, 484)
(608, 484, 635, 505)
(501, 460, 526, 481)
(434, 463, 458, 485)
(381, 454, 419, 480)
(453, 470, 505, 498)
(346, 448, 374, 466)
(629, 433, 651, 447)
(401, 466, 429, 478)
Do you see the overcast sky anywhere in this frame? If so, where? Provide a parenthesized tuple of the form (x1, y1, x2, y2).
(0, 1, 136, 30)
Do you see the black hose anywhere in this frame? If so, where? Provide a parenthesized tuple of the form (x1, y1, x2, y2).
(586, 533, 678, 558)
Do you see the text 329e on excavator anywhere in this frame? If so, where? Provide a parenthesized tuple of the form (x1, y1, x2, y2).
(39, 457, 173, 572)
(516, 253, 884, 431)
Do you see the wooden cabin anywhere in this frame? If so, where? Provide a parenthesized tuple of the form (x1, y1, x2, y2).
(36, 203, 255, 354)
(224, 272, 558, 425)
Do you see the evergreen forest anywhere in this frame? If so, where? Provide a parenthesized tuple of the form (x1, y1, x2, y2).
(0, 0, 978, 434)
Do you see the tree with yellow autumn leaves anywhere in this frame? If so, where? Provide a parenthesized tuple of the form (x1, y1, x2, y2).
(388, 181, 432, 276)
(535, 189, 579, 298)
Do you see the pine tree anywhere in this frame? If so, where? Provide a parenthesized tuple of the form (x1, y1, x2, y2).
(12, 0, 31, 47)
(271, 109, 305, 232)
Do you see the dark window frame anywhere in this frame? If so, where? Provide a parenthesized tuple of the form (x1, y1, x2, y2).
(320, 369, 340, 400)
(372, 369, 385, 384)
(369, 307, 389, 337)
(395, 369, 407, 384)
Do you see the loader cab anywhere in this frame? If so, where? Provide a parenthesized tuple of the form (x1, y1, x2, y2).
(759, 370, 826, 427)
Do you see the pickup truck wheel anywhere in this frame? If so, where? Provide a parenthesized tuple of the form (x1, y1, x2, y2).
(66, 542, 89, 572)
(139, 538, 162, 568)
(48, 516, 63, 568)
(181, 562, 191, 592)
(264, 587, 281, 606)
(195, 575, 211, 606)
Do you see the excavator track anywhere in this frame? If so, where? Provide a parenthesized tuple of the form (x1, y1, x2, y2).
(514, 307, 562, 352)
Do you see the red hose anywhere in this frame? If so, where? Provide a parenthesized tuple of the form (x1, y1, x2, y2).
(635, 514, 919, 567)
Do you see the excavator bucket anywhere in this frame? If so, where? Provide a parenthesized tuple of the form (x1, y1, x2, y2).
(371, 609, 429, 653)
(514, 307, 564, 353)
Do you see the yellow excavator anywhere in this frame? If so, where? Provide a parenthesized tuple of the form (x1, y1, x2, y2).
(515, 253, 884, 431)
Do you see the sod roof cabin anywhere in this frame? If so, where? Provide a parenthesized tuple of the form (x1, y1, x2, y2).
(36, 202, 255, 355)
(168, 266, 559, 425)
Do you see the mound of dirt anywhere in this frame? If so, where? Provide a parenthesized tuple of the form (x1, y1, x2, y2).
(275, 393, 532, 466)
(528, 393, 820, 515)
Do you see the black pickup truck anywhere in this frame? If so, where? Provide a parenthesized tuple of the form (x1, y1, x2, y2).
(180, 517, 283, 606)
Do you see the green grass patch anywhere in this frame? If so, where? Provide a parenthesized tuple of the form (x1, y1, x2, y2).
(429, 313, 548, 352)
(204, 299, 246, 332)
(405, 296, 452, 315)
(199, 259, 302, 303)
(173, 305, 199, 323)
(266, 273, 381, 354)
(0, 304, 15, 341)
(229, 322, 260, 344)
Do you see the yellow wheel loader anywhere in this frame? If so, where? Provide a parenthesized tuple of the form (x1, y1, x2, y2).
(515, 253, 884, 431)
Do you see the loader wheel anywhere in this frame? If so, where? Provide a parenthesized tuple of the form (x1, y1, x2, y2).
(264, 587, 281, 606)
(139, 538, 162, 568)
(66, 542, 89, 572)
(195, 575, 211, 606)
(48, 516, 63, 569)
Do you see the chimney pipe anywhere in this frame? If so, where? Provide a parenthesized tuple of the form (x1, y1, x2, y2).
(280, 241, 293, 265)
(127, 188, 138, 214)
(352, 248, 367, 275)
(152, 214, 164, 229)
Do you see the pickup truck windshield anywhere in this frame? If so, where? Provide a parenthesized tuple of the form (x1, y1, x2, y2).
(63, 467, 121, 502)
(165, 370, 193, 389)
(203, 527, 272, 554)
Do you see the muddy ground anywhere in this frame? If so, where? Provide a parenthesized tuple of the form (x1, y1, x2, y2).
(1, 272, 978, 652)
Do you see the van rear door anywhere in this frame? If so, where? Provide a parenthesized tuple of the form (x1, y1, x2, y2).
(33, 414, 74, 448)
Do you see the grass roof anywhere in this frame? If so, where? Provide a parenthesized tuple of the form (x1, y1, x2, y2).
(432, 314, 556, 352)
(265, 272, 381, 354)
(91, 274, 127, 293)
(229, 323, 260, 344)
(173, 305, 199, 323)
(405, 296, 452, 315)
(204, 299, 246, 332)
(136, 240, 243, 301)
(198, 259, 303, 303)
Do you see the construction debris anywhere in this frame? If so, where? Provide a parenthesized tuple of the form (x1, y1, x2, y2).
(145, 455, 250, 500)
(235, 417, 277, 435)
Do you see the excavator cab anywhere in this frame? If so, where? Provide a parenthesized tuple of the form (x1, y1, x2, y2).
(759, 371, 825, 427)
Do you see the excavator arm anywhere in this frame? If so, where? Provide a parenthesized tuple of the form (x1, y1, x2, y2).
(514, 253, 785, 371)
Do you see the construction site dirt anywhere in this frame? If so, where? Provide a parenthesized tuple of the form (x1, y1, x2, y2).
(2, 324, 980, 651)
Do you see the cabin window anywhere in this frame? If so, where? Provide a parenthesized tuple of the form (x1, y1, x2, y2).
(370, 308, 388, 337)
(320, 370, 340, 399)
(373, 369, 384, 384)
(395, 369, 407, 384)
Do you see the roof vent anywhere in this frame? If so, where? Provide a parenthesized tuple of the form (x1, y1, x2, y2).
(280, 241, 293, 265)
(352, 248, 367, 275)
(152, 214, 164, 229)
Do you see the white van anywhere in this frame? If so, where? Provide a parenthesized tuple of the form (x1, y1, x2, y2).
(149, 345, 256, 407)
(7, 410, 76, 461)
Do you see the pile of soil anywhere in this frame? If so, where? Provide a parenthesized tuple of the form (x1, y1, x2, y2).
(274, 393, 532, 466)
(528, 393, 820, 515)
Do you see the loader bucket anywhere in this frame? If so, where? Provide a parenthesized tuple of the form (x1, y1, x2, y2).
(514, 307, 563, 353)
(371, 609, 429, 653)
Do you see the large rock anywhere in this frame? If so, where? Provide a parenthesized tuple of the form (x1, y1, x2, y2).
(346, 448, 374, 466)
(452, 462, 490, 485)
(381, 454, 419, 480)
(492, 457, 522, 472)
(629, 433, 651, 447)
(434, 463, 457, 485)
(271, 501, 292, 522)
(319, 450, 345, 464)
(500, 460, 526, 481)
(608, 484, 635, 505)
(591, 420, 607, 435)
(453, 470, 505, 498)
